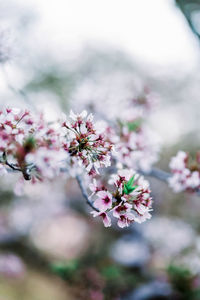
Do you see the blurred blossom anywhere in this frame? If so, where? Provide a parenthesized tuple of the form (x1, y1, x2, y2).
(139, 217, 195, 258)
(172, 236, 200, 276)
(169, 151, 200, 193)
(125, 280, 172, 300)
(30, 213, 90, 259)
(0, 253, 25, 278)
(110, 235, 150, 267)
(71, 70, 157, 122)
(8, 180, 67, 234)
(179, 252, 200, 276)
(114, 125, 160, 173)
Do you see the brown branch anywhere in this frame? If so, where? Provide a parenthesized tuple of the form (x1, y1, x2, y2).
(76, 174, 99, 212)
(141, 167, 200, 196)
(5, 161, 21, 172)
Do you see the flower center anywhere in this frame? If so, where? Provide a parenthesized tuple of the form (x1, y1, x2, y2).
(104, 196, 110, 203)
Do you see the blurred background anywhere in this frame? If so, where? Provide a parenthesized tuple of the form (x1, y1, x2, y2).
(1, 0, 200, 299)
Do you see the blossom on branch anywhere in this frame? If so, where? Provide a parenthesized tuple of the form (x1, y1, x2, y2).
(104, 117, 160, 173)
(91, 211, 111, 227)
(0, 106, 155, 229)
(89, 169, 153, 228)
(169, 151, 200, 192)
(61, 110, 113, 175)
(0, 107, 67, 181)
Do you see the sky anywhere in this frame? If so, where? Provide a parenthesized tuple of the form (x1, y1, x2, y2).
(1, 0, 200, 145)
(27, 0, 200, 68)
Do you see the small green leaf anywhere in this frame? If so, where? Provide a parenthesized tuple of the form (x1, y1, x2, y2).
(123, 184, 128, 195)
(50, 260, 79, 279)
(101, 265, 122, 280)
(126, 175, 135, 188)
(123, 176, 138, 195)
(127, 119, 142, 132)
(23, 136, 36, 153)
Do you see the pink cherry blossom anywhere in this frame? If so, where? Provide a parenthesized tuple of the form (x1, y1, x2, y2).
(117, 212, 135, 228)
(89, 168, 153, 228)
(0, 106, 156, 229)
(0, 107, 67, 183)
(61, 110, 113, 175)
(91, 211, 111, 227)
(169, 151, 200, 192)
(94, 191, 113, 211)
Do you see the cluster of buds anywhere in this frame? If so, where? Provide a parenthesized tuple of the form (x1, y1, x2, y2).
(90, 169, 152, 228)
(107, 119, 160, 173)
(169, 151, 200, 192)
(0, 107, 66, 181)
(62, 110, 113, 175)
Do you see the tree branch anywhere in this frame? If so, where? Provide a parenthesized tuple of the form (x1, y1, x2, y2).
(76, 174, 99, 212)
(141, 167, 171, 183)
(4, 160, 200, 203)
(5, 161, 22, 172)
(141, 167, 200, 196)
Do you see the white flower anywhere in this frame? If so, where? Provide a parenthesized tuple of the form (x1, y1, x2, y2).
(169, 151, 187, 171)
(94, 191, 112, 211)
(91, 211, 111, 227)
(186, 171, 200, 189)
(69, 109, 87, 121)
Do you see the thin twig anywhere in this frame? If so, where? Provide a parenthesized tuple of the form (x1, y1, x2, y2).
(5, 161, 31, 180)
(76, 174, 99, 212)
(141, 167, 200, 196)
(4, 157, 200, 200)
(140, 167, 171, 183)
(5, 161, 21, 172)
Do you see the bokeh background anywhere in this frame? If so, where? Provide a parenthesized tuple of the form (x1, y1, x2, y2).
(1, 0, 200, 299)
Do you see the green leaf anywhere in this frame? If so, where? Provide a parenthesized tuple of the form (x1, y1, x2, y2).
(126, 175, 135, 188)
(23, 136, 36, 153)
(50, 260, 79, 279)
(127, 119, 142, 132)
(123, 175, 138, 195)
(101, 265, 122, 280)
(123, 184, 128, 195)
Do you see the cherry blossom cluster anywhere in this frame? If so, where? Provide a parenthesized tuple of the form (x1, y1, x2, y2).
(0, 106, 155, 229)
(114, 121, 159, 172)
(169, 151, 200, 192)
(71, 77, 160, 174)
(0, 107, 66, 181)
(61, 110, 113, 175)
(90, 169, 152, 228)
(104, 118, 160, 173)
